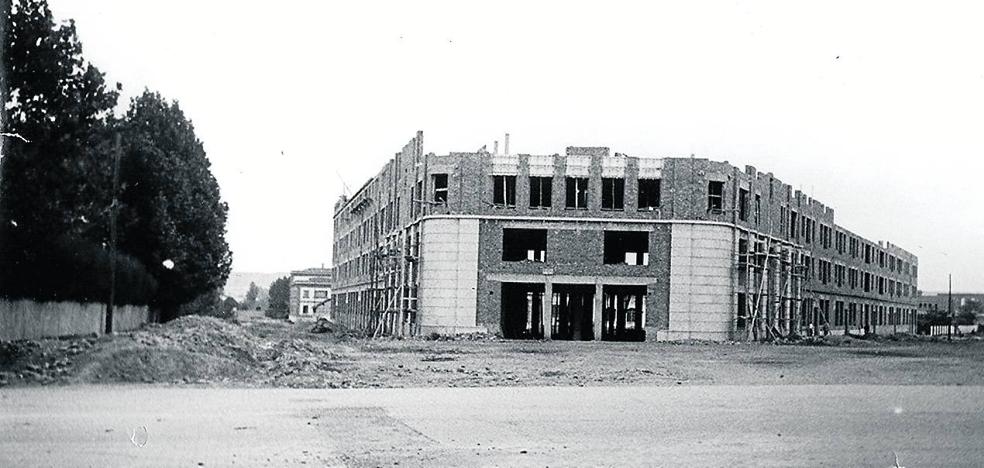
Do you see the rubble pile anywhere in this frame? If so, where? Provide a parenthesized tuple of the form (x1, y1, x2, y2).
(309, 317, 333, 334)
(129, 315, 266, 363)
(0, 336, 98, 386)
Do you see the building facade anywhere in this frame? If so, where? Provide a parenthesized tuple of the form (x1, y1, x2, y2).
(331, 132, 918, 340)
(289, 268, 332, 319)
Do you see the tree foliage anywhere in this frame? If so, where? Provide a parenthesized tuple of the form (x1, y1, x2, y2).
(221, 296, 239, 315)
(0, 1, 232, 315)
(266, 276, 290, 319)
(243, 282, 260, 309)
(956, 300, 981, 326)
(0, 0, 151, 303)
(117, 91, 233, 320)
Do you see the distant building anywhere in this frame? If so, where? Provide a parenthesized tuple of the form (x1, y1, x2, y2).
(332, 131, 919, 340)
(289, 268, 332, 319)
(918, 292, 984, 317)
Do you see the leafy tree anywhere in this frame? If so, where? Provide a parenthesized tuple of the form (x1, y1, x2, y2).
(956, 300, 982, 326)
(243, 282, 260, 309)
(0, 0, 156, 304)
(175, 288, 229, 319)
(266, 276, 290, 319)
(0, 1, 230, 317)
(117, 91, 232, 320)
(221, 296, 239, 315)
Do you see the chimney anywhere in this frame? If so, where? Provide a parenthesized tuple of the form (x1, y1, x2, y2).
(493, 140, 499, 156)
(504, 133, 510, 156)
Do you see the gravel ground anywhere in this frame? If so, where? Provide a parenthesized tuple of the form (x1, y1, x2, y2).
(2, 316, 984, 388)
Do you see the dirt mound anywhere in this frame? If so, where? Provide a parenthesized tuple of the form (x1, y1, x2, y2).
(71, 347, 250, 384)
(62, 317, 266, 385)
(129, 315, 265, 363)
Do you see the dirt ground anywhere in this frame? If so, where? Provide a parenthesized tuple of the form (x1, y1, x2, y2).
(3, 315, 984, 389)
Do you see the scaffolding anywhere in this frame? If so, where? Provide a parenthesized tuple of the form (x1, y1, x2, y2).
(737, 233, 806, 341)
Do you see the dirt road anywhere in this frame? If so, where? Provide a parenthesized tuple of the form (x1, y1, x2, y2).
(3, 384, 983, 467)
(4, 317, 984, 389)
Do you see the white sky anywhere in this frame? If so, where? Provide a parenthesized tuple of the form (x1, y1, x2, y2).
(50, 0, 984, 292)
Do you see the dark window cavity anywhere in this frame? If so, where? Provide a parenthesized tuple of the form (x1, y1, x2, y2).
(493, 175, 516, 207)
(529, 176, 552, 208)
(565, 177, 589, 209)
(638, 178, 661, 210)
(707, 181, 724, 212)
(738, 188, 749, 221)
(601, 178, 624, 210)
(754, 194, 761, 224)
(603, 231, 649, 265)
(432, 173, 448, 203)
(502, 228, 547, 262)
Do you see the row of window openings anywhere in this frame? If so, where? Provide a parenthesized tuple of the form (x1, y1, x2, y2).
(502, 229, 650, 266)
(824, 302, 915, 328)
(441, 174, 915, 276)
(777, 211, 915, 277)
(336, 232, 420, 280)
(336, 199, 398, 252)
(301, 289, 329, 299)
(489, 176, 661, 210)
(807, 258, 914, 297)
(738, 299, 915, 329)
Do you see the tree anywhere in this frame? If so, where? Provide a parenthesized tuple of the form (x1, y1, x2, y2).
(0, 0, 157, 304)
(221, 296, 239, 315)
(117, 91, 232, 320)
(243, 282, 260, 309)
(266, 276, 290, 319)
(956, 300, 982, 326)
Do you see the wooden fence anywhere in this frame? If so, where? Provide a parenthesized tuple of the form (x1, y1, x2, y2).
(0, 299, 150, 341)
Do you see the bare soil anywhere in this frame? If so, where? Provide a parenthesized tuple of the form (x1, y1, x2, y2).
(2, 316, 983, 388)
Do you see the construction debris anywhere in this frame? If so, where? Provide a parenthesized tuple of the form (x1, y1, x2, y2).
(310, 317, 334, 334)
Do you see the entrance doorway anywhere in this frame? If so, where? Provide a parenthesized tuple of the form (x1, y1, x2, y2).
(601, 285, 646, 341)
(501, 283, 545, 339)
(552, 284, 595, 341)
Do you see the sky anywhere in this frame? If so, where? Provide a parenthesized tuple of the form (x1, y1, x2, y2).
(48, 0, 984, 293)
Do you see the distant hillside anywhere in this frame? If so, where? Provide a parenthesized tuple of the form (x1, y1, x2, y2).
(224, 272, 288, 301)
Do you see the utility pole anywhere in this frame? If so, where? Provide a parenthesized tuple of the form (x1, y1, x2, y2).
(947, 273, 953, 341)
(105, 133, 122, 334)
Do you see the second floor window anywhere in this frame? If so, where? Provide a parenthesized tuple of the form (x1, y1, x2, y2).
(529, 176, 552, 208)
(754, 194, 761, 224)
(493, 175, 516, 207)
(708, 181, 724, 212)
(432, 173, 448, 203)
(566, 177, 588, 209)
(601, 178, 624, 210)
(738, 189, 749, 221)
(638, 178, 660, 210)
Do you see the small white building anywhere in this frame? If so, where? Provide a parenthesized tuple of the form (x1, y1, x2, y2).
(289, 267, 332, 319)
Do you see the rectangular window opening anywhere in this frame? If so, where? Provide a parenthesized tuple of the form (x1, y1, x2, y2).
(493, 175, 516, 207)
(738, 188, 749, 221)
(432, 173, 448, 203)
(638, 178, 661, 210)
(502, 228, 547, 262)
(603, 231, 649, 266)
(529, 176, 552, 208)
(565, 177, 589, 210)
(708, 181, 725, 212)
(601, 178, 625, 210)
(754, 194, 761, 224)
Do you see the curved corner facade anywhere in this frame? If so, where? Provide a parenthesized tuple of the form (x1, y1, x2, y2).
(331, 132, 919, 341)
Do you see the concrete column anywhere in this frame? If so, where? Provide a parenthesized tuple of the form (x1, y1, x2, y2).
(593, 281, 603, 340)
(542, 280, 553, 340)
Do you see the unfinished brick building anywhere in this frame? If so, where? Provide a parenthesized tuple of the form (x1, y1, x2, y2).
(331, 132, 919, 341)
